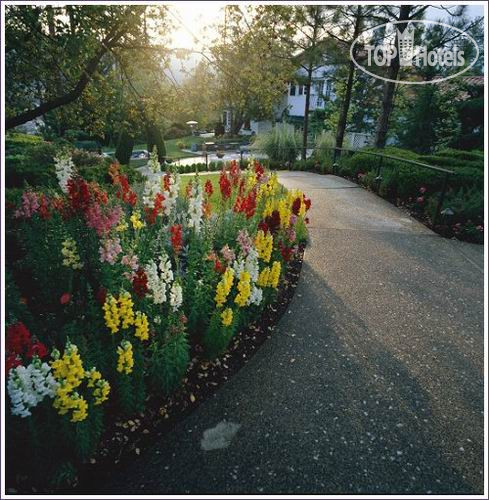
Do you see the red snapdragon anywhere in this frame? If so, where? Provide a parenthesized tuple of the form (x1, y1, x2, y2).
(171, 224, 183, 254)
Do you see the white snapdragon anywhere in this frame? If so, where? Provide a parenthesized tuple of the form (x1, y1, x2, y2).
(163, 174, 179, 217)
(55, 154, 76, 193)
(188, 183, 203, 233)
(159, 253, 174, 282)
(144, 253, 174, 305)
(249, 285, 263, 306)
(169, 281, 183, 311)
(233, 247, 259, 282)
(7, 360, 58, 418)
(148, 146, 161, 174)
(143, 174, 162, 208)
(145, 260, 167, 304)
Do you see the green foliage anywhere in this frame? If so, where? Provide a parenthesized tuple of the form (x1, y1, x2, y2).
(164, 123, 191, 140)
(75, 140, 100, 152)
(6, 138, 59, 188)
(252, 126, 301, 164)
(203, 311, 236, 360)
(146, 122, 166, 163)
(115, 130, 135, 165)
(149, 331, 190, 394)
(335, 146, 483, 230)
(6, 132, 44, 154)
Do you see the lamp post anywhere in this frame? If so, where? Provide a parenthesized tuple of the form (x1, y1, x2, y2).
(186, 120, 198, 136)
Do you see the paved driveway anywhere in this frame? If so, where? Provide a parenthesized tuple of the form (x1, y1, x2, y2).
(100, 172, 484, 495)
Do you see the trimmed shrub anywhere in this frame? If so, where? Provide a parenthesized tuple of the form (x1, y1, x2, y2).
(6, 141, 58, 188)
(146, 123, 166, 163)
(74, 140, 100, 152)
(115, 130, 134, 165)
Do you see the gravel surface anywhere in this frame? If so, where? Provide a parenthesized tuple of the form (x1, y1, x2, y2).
(99, 172, 484, 495)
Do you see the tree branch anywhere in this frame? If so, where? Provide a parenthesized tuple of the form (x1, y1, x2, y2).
(6, 22, 127, 129)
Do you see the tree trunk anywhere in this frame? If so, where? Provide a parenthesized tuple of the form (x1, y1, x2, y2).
(335, 6, 362, 151)
(375, 5, 411, 148)
(302, 67, 313, 160)
(231, 112, 244, 136)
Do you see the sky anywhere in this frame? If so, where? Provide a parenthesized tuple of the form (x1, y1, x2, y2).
(164, 3, 485, 82)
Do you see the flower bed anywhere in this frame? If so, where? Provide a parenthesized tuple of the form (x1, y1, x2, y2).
(5, 156, 310, 490)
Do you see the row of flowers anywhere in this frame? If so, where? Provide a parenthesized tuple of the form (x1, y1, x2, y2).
(5, 152, 310, 487)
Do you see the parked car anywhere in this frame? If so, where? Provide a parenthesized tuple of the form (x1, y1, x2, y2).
(131, 150, 149, 159)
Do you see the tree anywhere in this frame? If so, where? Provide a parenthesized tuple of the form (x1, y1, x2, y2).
(210, 6, 295, 136)
(5, 5, 171, 130)
(169, 60, 221, 131)
(257, 5, 334, 159)
(373, 5, 482, 148)
(374, 5, 424, 148)
(321, 6, 382, 150)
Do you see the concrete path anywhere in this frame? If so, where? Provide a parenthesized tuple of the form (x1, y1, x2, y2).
(104, 172, 484, 495)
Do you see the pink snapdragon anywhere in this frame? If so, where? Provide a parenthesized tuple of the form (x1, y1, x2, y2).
(99, 237, 122, 264)
(14, 191, 40, 219)
(86, 204, 123, 237)
(122, 253, 139, 279)
(220, 244, 236, 264)
(237, 229, 253, 256)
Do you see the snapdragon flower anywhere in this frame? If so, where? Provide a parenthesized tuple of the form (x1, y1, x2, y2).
(7, 359, 58, 418)
(169, 281, 183, 311)
(188, 183, 204, 233)
(55, 154, 76, 193)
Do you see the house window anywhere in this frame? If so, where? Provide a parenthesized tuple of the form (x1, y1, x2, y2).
(298, 85, 304, 95)
(289, 84, 296, 96)
(314, 80, 324, 95)
(324, 79, 332, 98)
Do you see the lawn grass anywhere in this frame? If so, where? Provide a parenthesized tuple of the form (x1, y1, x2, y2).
(103, 136, 211, 161)
(179, 173, 221, 204)
(165, 136, 208, 159)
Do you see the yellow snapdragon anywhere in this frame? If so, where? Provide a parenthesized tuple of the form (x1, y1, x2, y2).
(263, 199, 275, 218)
(257, 261, 281, 289)
(134, 311, 149, 341)
(51, 343, 90, 422)
(278, 199, 291, 228)
(119, 291, 135, 329)
(93, 379, 111, 405)
(70, 394, 88, 422)
(269, 261, 282, 288)
(61, 237, 83, 270)
(103, 295, 121, 334)
(260, 173, 279, 197)
(130, 211, 145, 230)
(117, 340, 134, 375)
(235, 271, 252, 307)
(257, 267, 271, 288)
(215, 268, 235, 307)
(221, 307, 233, 326)
(255, 230, 273, 263)
(51, 343, 84, 390)
(116, 218, 129, 232)
(103, 292, 136, 334)
(86, 367, 102, 387)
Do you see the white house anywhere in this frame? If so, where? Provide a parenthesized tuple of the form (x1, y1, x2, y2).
(239, 64, 336, 135)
